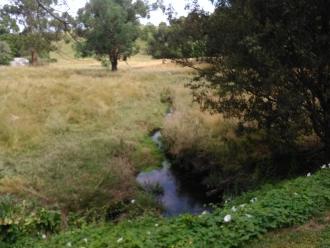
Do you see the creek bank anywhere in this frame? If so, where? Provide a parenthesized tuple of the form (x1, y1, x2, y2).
(137, 130, 213, 216)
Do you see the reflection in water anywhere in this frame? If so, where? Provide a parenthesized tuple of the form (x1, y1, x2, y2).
(137, 131, 210, 216)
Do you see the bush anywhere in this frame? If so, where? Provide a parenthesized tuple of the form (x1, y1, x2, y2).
(0, 196, 61, 243)
(0, 41, 13, 65)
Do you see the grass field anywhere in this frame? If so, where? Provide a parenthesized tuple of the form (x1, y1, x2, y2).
(1, 47, 328, 247)
(0, 48, 227, 218)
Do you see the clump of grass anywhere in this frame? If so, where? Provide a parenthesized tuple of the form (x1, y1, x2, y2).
(143, 182, 164, 196)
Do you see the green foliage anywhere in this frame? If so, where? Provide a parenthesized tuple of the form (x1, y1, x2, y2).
(246, 216, 330, 248)
(13, 169, 330, 247)
(139, 24, 156, 43)
(0, 40, 13, 65)
(0, 0, 68, 64)
(0, 195, 61, 243)
(188, 0, 330, 157)
(76, 0, 149, 71)
(320, 225, 330, 248)
(147, 10, 209, 60)
(0, 34, 24, 56)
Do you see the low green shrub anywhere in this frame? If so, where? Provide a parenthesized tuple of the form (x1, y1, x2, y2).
(0, 41, 13, 65)
(13, 168, 330, 248)
(0, 195, 61, 243)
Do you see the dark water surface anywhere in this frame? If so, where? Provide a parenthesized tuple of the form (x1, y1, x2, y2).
(136, 131, 211, 216)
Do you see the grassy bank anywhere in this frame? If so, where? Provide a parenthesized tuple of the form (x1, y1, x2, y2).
(10, 168, 330, 247)
(247, 213, 330, 248)
(0, 55, 193, 216)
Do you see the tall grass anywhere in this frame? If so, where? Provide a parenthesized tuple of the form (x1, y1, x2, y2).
(0, 56, 193, 214)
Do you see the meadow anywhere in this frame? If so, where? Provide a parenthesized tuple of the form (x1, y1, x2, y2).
(0, 49, 227, 218)
(1, 48, 329, 248)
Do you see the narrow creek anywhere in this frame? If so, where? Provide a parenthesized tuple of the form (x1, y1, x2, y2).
(136, 119, 212, 217)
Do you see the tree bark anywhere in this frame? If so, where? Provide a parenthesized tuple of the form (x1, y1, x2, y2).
(31, 49, 37, 66)
(111, 59, 118, 71)
(109, 49, 118, 71)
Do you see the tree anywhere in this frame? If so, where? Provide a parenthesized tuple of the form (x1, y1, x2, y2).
(188, 0, 330, 158)
(76, 0, 151, 71)
(147, 22, 177, 60)
(147, 9, 209, 61)
(0, 40, 13, 65)
(0, 0, 71, 65)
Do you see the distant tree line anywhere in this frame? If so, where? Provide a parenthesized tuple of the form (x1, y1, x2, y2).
(0, 0, 163, 68)
(0, 0, 72, 65)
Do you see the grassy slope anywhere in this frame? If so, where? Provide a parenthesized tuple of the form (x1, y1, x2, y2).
(0, 52, 194, 212)
(2, 45, 329, 247)
(14, 169, 330, 248)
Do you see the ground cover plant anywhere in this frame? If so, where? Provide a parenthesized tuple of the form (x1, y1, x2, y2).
(9, 167, 330, 247)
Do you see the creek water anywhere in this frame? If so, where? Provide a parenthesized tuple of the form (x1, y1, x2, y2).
(136, 130, 211, 217)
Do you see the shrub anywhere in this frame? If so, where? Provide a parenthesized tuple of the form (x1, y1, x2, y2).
(0, 41, 13, 65)
(0, 195, 61, 243)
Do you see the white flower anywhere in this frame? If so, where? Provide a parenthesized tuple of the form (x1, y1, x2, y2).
(83, 238, 88, 243)
(239, 204, 246, 208)
(231, 206, 237, 212)
(224, 214, 232, 223)
(41, 234, 46, 239)
(321, 164, 327, 169)
(201, 210, 209, 215)
(66, 242, 72, 247)
(250, 197, 257, 203)
(245, 214, 253, 218)
(307, 172, 311, 177)
(117, 237, 123, 243)
(154, 223, 159, 227)
(131, 199, 136, 204)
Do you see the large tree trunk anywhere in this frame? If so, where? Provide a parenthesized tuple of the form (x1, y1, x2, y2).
(31, 49, 37, 66)
(111, 59, 118, 71)
(109, 49, 118, 71)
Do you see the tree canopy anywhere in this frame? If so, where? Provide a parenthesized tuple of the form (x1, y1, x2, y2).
(146, 8, 209, 60)
(76, 0, 155, 71)
(0, 0, 71, 64)
(0, 40, 13, 65)
(185, 0, 330, 158)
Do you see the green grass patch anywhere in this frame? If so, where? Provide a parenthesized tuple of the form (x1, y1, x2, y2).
(246, 213, 330, 248)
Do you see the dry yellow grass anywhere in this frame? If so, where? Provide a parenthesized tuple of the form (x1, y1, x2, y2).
(163, 81, 236, 156)
(0, 55, 193, 210)
(0, 51, 231, 214)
